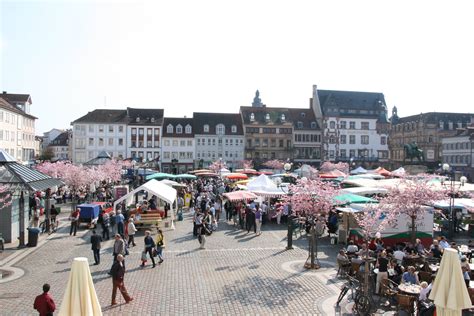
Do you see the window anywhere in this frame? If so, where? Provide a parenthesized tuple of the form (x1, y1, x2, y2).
(231, 125, 237, 133)
(88, 138, 94, 146)
(246, 127, 259, 133)
(329, 150, 335, 158)
(180, 140, 185, 146)
(174, 124, 182, 134)
(265, 113, 270, 121)
(340, 149, 346, 158)
(208, 139, 211, 145)
(212, 139, 216, 145)
(185, 125, 192, 134)
(99, 125, 104, 133)
(167, 125, 173, 133)
(349, 122, 356, 129)
(255, 138, 260, 146)
(131, 128, 137, 135)
(361, 122, 369, 130)
(349, 149, 355, 157)
(164, 152, 170, 159)
(109, 125, 114, 133)
(349, 135, 356, 144)
(119, 126, 124, 133)
(99, 138, 104, 146)
(330, 121, 336, 129)
(381, 136, 386, 145)
(340, 121, 346, 129)
(250, 113, 255, 121)
(179, 152, 185, 159)
(172, 140, 178, 146)
(187, 140, 193, 146)
(89, 125, 94, 133)
(186, 152, 193, 159)
(279, 139, 284, 147)
(204, 124, 209, 133)
(118, 138, 123, 146)
(164, 140, 170, 146)
(281, 114, 286, 122)
(108, 138, 114, 146)
(297, 121, 303, 129)
(0, 111, 3, 122)
(311, 122, 317, 129)
(340, 135, 346, 144)
(271, 139, 276, 147)
(139, 128, 144, 136)
(216, 124, 225, 135)
(262, 139, 268, 147)
(329, 136, 336, 144)
(361, 135, 369, 145)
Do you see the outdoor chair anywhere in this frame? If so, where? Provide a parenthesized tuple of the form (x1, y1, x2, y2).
(397, 293, 417, 314)
(378, 278, 398, 307)
(336, 259, 351, 278)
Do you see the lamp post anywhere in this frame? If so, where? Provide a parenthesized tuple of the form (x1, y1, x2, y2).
(349, 157, 355, 174)
(283, 162, 294, 250)
(442, 163, 467, 238)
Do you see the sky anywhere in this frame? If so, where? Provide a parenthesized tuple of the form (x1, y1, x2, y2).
(1, 0, 474, 134)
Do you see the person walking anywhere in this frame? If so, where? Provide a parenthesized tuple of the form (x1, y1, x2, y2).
(115, 210, 125, 238)
(90, 230, 102, 265)
(155, 229, 165, 264)
(101, 212, 110, 240)
(111, 234, 126, 271)
(69, 208, 80, 236)
(127, 218, 137, 247)
(375, 250, 389, 294)
(255, 206, 262, 236)
(246, 207, 256, 234)
(110, 254, 133, 305)
(109, 211, 116, 236)
(33, 283, 56, 316)
(142, 231, 156, 268)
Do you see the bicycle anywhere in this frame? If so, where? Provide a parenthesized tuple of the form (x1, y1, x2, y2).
(336, 274, 373, 316)
(39, 217, 58, 235)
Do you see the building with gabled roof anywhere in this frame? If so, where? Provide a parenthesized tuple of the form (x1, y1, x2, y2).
(288, 108, 322, 165)
(193, 112, 244, 170)
(49, 130, 71, 162)
(161, 117, 194, 173)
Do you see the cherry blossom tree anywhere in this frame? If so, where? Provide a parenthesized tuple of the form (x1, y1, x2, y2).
(380, 175, 447, 244)
(241, 159, 254, 169)
(263, 159, 284, 170)
(0, 185, 12, 208)
(319, 161, 349, 174)
(284, 178, 341, 269)
(208, 159, 226, 173)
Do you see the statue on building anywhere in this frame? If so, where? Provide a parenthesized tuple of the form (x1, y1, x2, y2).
(403, 141, 424, 164)
(252, 90, 264, 107)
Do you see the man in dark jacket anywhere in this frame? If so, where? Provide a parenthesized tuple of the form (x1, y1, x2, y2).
(110, 254, 133, 305)
(91, 230, 102, 265)
(33, 283, 56, 316)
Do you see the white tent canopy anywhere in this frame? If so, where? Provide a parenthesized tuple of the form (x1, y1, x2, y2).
(246, 174, 278, 192)
(350, 166, 367, 175)
(391, 167, 406, 177)
(113, 179, 177, 213)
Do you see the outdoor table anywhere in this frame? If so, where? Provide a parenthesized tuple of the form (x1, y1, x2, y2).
(398, 283, 422, 295)
(373, 268, 396, 276)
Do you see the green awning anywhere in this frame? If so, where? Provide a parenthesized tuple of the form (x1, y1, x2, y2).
(174, 174, 197, 180)
(333, 193, 378, 206)
(145, 172, 176, 180)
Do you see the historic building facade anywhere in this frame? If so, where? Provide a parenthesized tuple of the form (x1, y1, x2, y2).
(311, 86, 390, 166)
(161, 117, 194, 174)
(389, 111, 474, 169)
(193, 112, 244, 170)
(289, 108, 322, 165)
(48, 130, 71, 161)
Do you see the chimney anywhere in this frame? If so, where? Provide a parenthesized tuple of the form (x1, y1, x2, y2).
(2, 91, 6, 94)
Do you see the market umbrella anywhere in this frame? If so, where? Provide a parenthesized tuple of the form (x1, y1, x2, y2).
(195, 172, 219, 177)
(429, 248, 472, 315)
(58, 257, 102, 316)
(350, 166, 367, 175)
(222, 191, 258, 202)
(160, 179, 186, 187)
(223, 173, 248, 180)
(146, 172, 176, 180)
(319, 169, 347, 178)
(333, 193, 378, 206)
(189, 169, 211, 174)
(174, 174, 197, 180)
(374, 167, 392, 177)
(235, 168, 259, 175)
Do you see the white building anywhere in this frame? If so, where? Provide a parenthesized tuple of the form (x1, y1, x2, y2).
(49, 130, 71, 161)
(289, 108, 322, 165)
(0, 92, 37, 162)
(193, 112, 244, 170)
(71, 109, 128, 163)
(312, 86, 390, 166)
(161, 117, 194, 174)
(126, 108, 163, 167)
(441, 127, 474, 179)
(42, 128, 64, 148)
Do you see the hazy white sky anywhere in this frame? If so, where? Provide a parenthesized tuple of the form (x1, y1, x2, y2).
(1, 0, 473, 134)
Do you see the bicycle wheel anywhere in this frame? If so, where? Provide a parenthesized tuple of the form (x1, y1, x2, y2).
(354, 294, 371, 316)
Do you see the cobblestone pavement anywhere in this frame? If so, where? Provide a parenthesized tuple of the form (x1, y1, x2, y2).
(0, 212, 344, 315)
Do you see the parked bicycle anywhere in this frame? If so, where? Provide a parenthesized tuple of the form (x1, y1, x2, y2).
(336, 274, 373, 316)
(39, 216, 58, 235)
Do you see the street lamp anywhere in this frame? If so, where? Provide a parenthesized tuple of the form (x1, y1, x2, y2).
(442, 163, 467, 238)
(349, 157, 355, 173)
(283, 162, 294, 250)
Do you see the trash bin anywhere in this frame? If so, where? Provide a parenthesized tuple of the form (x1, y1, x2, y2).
(27, 227, 41, 247)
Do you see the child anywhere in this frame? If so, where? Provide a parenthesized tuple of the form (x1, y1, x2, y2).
(419, 281, 433, 301)
(140, 250, 148, 267)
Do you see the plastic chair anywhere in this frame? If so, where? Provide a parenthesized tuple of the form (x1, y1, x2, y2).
(337, 259, 351, 278)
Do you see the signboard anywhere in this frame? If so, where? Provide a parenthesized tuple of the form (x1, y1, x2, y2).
(426, 149, 435, 160)
(114, 185, 129, 200)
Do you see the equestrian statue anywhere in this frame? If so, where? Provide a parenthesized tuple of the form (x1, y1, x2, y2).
(404, 142, 424, 163)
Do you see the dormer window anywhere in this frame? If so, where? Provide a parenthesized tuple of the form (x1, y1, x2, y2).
(439, 121, 444, 129)
(176, 124, 183, 134)
(449, 121, 453, 130)
(301, 112, 306, 118)
(231, 125, 237, 133)
(167, 124, 173, 133)
(297, 121, 303, 129)
(265, 113, 270, 121)
(311, 122, 317, 129)
(250, 113, 255, 122)
(136, 117, 140, 123)
(216, 124, 225, 135)
(204, 124, 210, 133)
(281, 114, 285, 122)
(151, 117, 155, 123)
(458, 122, 463, 128)
(185, 124, 192, 134)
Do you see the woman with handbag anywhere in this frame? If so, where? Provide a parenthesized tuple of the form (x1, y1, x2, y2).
(142, 231, 156, 268)
(155, 229, 165, 264)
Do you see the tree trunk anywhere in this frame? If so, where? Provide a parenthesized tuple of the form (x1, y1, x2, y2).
(411, 216, 416, 244)
(305, 223, 320, 269)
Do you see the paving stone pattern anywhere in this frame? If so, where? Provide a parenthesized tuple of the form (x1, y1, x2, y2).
(0, 213, 340, 315)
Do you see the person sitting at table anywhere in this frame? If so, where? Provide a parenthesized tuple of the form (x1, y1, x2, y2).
(390, 259, 404, 285)
(430, 243, 443, 259)
(393, 246, 406, 264)
(337, 250, 350, 265)
(356, 243, 374, 258)
(346, 240, 358, 255)
(419, 281, 433, 301)
(439, 236, 450, 250)
(461, 256, 470, 271)
(404, 242, 417, 255)
(385, 245, 394, 257)
(414, 239, 426, 255)
(462, 265, 471, 288)
(402, 266, 419, 285)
